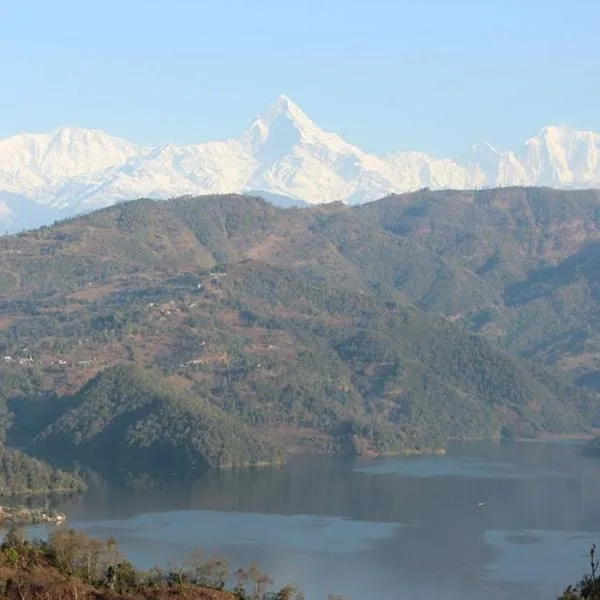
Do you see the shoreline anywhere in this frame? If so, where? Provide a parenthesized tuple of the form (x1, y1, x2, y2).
(0, 487, 86, 497)
(368, 447, 447, 457)
(517, 431, 598, 443)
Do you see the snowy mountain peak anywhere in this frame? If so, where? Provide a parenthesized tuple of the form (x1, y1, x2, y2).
(524, 125, 570, 148)
(51, 126, 124, 142)
(1, 98, 600, 234)
(264, 94, 302, 119)
(241, 94, 323, 155)
(526, 125, 600, 148)
(537, 124, 571, 137)
(53, 125, 92, 138)
(0, 126, 141, 198)
(256, 94, 312, 128)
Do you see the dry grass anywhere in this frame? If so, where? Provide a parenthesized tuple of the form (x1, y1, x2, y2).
(0, 556, 236, 600)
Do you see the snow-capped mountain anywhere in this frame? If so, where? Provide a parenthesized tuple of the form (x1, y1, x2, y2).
(2, 95, 600, 231)
(0, 127, 140, 200)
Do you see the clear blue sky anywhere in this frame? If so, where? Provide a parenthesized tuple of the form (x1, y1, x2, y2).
(1, 0, 598, 156)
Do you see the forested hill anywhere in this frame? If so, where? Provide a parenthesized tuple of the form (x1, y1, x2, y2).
(1, 188, 599, 472)
(356, 187, 600, 385)
(34, 364, 284, 472)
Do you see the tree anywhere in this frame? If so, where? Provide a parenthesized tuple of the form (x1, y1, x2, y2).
(197, 557, 230, 589)
(273, 585, 305, 600)
(247, 562, 274, 600)
(559, 545, 600, 599)
(47, 528, 127, 584)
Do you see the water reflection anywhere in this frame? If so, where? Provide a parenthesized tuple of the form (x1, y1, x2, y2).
(35, 441, 600, 600)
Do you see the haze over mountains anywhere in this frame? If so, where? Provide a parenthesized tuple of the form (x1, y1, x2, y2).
(1, 95, 600, 232)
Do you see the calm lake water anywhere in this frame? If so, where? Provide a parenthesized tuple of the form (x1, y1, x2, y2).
(32, 441, 600, 600)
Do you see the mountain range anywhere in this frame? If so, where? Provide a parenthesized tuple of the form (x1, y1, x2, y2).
(2, 95, 600, 232)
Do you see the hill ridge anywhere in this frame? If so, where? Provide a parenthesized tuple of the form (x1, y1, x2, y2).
(2, 187, 600, 472)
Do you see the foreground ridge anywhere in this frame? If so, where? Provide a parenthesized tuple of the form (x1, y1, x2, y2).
(0, 528, 307, 600)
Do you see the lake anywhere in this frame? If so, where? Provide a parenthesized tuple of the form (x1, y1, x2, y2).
(32, 441, 600, 600)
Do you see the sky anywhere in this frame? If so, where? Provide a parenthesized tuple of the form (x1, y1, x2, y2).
(1, 0, 598, 156)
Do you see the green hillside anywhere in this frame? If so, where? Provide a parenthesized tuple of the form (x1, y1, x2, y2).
(355, 187, 600, 383)
(34, 364, 283, 472)
(0, 445, 86, 495)
(0, 189, 598, 473)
